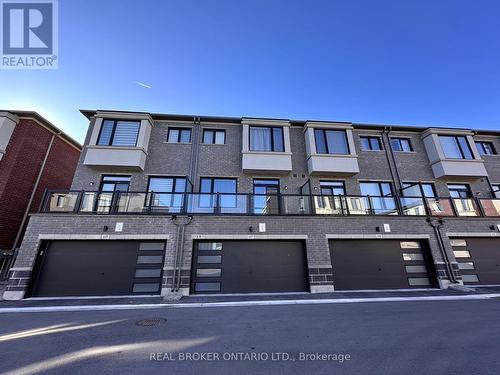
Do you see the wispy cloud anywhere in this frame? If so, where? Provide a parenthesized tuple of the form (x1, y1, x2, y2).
(133, 81, 152, 89)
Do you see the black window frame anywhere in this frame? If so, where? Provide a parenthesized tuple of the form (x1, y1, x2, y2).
(390, 137, 413, 152)
(359, 136, 382, 151)
(99, 175, 131, 192)
(401, 182, 436, 198)
(439, 135, 473, 160)
(147, 176, 189, 193)
(447, 184, 472, 199)
(359, 181, 394, 197)
(319, 180, 346, 196)
(492, 184, 500, 199)
(97, 119, 141, 147)
(249, 126, 284, 152)
(199, 177, 238, 208)
(167, 127, 192, 143)
(202, 129, 226, 145)
(475, 141, 497, 156)
(314, 129, 350, 155)
(200, 177, 238, 194)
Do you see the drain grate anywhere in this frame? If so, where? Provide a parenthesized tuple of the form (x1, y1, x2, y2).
(136, 317, 167, 327)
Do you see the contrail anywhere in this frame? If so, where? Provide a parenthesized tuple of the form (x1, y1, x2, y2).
(133, 81, 152, 89)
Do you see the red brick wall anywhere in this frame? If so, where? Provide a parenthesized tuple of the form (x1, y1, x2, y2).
(0, 119, 80, 250)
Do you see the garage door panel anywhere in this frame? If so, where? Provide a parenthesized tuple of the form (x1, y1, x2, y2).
(329, 239, 435, 290)
(452, 238, 500, 285)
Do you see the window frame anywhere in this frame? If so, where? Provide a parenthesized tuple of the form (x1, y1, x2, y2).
(359, 181, 394, 197)
(99, 175, 131, 192)
(475, 141, 497, 156)
(167, 127, 192, 143)
(314, 129, 350, 155)
(401, 182, 436, 198)
(97, 119, 141, 147)
(439, 135, 473, 160)
(359, 136, 382, 151)
(249, 126, 284, 152)
(491, 184, 500, 199)
(319, 181, 346, 196)
(447, 184, 472, 199)
(390, 137, 413, 152)
(200, 177, 238, 194)
(202, 129, 226, 145)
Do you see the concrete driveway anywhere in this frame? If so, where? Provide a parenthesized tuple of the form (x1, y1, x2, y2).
(0, 299, 500, 374)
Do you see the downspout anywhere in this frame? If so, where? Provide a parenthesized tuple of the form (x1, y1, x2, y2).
(427, 218, 458, 284)
(171, 216, 193, 292)
(10, 132, 58, 254)
(385, 127, 403, 191)
(381, 128, 398, 192)
(472, 131, 495, 195)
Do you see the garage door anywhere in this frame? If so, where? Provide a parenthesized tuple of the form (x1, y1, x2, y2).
(190, 240, 308, 294)
(28, 241, 165, 297)
(329, 239, 436, 290)
(451, 238, 500, 285)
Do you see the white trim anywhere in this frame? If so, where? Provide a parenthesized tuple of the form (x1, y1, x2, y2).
(446, 233, 500, 238)
(326, 234, 430, 239)
(38, 234, 170, 240)
(2, 294, 500, 313)
(190, 234, 308, 240)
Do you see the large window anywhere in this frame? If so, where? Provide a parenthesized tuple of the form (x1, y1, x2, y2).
(492, 184, 500, 199)
(447, 184, 471, 198)
(95, 176, 131, 213)
(97, 120, 140, 147)
(100, 175, 131, 192)
(402, 182, 436, 197)
(320, 181, 346, 195)
(475, 141, 496, 156)
(390, 138, 413, 152)
(147, 176, 188, 210)
(167, 128, 192, 143)
(314, 129, 349, 154)
(360, 136, 382, 151)
(439, 136, 473, 159)
(200, 177, 237, 207)
(249, 126, 284, 152)
(203, 129, 226, 145)
(253, 179, 280, 214)
(360, 182, 393, 196)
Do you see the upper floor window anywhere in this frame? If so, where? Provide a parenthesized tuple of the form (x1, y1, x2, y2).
(475, 141, 496, 156)
(203, 129, 225, 145)
(439, 136, 473, 159)
(200, 177, 237, 208)
(320, 181, 346, 195)
(147, 176, 189, 211)
(100, 175, 131, 192)
(391, 137, 413, 152)
(447, 184, 472, 198)
(249, 126, 284, 152)
(492, 184, 500, 199)
(167, 128, 192, 143)
(360, 136, 382, 151)
(360, 182, 393, 196)
(402, 182, 436, 197)
(97, 120, 140, 147)
(314, 129, 349, 154)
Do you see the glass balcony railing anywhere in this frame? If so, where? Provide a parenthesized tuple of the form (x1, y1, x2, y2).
(39, 190, 500, 218)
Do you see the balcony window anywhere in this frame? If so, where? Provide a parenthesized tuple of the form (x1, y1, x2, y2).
(360, 136, 382, 151)
(147, 176, 188, 211)
(391, 138, 413, 152)
(167, 128, 192, 143)
(249, 126, 284, 152)
(439, 136, 473, 159)
(100, 175, 131, 192)
(320, 181, 346, 195)
(360, 182, 393, 197)
(97, 120, 140, 147)
(475, 141, 496, 156)
(402, 182, 436, 197)
(448, 184, 471, 198)
(253, 179, 280, 214)
(314, 129, 349, 154)
(200, 177, 237, 208)
(493, 184, 500, 199)
(203, 129, 225, 145)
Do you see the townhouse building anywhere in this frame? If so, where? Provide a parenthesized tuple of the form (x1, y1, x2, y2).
(0, 111, 81, 279)
(3, 109, 500, 299)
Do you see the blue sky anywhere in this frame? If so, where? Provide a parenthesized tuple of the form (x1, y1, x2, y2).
(1, 0, 499, 143)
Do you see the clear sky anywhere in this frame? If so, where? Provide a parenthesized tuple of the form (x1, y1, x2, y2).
(1, 0, 499, 143)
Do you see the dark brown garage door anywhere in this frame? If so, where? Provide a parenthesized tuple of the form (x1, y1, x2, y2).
(28, 241, 165, 297)
(451, 238, 500, 285)
(191, 240, 309, 294)
(329, 239, 436, 290)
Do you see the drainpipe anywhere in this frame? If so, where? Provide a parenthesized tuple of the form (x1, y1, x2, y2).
(188, 116, 201, 191)
(384, 127, 403, 191)
(170, 215, 193, 292)
(473, 131, 496, 195)
(381, 128, 399, 192)
(427, 218, 458, 284)
(10, 132, 58, 255)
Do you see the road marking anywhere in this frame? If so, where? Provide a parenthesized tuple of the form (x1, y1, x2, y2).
(0, 293, 499, 313)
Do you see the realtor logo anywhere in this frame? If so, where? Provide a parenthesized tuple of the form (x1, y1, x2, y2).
(1, 0, 58, 69)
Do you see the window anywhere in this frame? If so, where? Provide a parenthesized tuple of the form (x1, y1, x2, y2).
(147, 176, 188, 210)
(97, 120, 140, 147)
(401, 182, 436, 198)
(320, 181, 345, 195)
(198, 242, 223, 251)
(493, 184, 500, 199)
(196, 269, 222, 277)
(167, 128, 192, 143)
(200, 178, 237, 207)
(403, 253, 424, 261)
(253, 179, 280, 214)
(439, 136, 473, 159)
(314, 129, 349, 154)
(447, 184, 471, 198)
(475, 141, 496, 156)
(100, 175, 131, 192)
(360, 136, 382, 151)
(360, 182, 393, 196)
(197, 255, 222, 264)
(249, 126, 284, 152)
(390, 138, 413, 152)
(203, 129, 225, 145)
(137, 255, 164, 264)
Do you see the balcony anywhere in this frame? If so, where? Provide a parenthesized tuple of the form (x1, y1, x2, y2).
(83, 146, 147, 170)
(40, 190, 500, 218)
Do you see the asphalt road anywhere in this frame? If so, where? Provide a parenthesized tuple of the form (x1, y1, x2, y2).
(1, 299, 500, 374)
